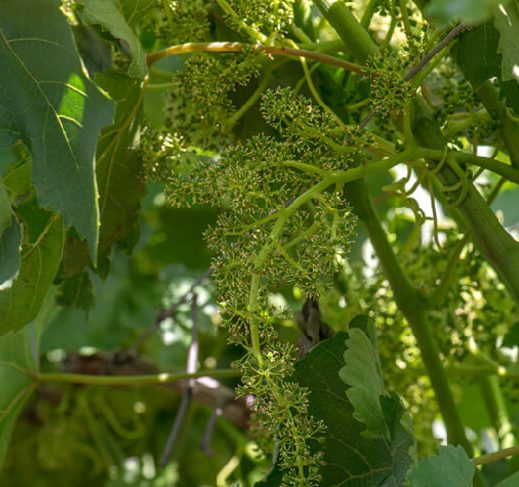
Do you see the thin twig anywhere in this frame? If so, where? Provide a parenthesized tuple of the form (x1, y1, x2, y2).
(404, 24, 466, 82)
(160, 293, 200, 467)
(200, 407, 223, 456)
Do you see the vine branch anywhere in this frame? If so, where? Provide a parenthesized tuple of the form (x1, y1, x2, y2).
(146, 41, 364, 75)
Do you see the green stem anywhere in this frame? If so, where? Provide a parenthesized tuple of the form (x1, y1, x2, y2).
(215, 0, 267, 42)
(412, 104, 519, 307)
(479, 376, 514, 448)
(30, 368, 240, 386)
(417, 147, 519, 185)
(444, 110, 491, 139)
(399, 0, 413, 40)
(476, 81, 519, 170)
(361, 0, 378, 28)
(314, 0, 378, 61)
(228, 70, 272, 125)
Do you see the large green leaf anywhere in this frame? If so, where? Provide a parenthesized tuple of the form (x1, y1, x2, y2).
(0, 215, 64, 335)
(339, 316, 390, 439)
(78, 0, 148, 79)
(0, 288, 57, 469)
(408, 445, 475, 487)
(0, 0, 114, 259)
(259, 332, 415, 486)
(94, 71, 144, 255)
(494, 0, 519, 82)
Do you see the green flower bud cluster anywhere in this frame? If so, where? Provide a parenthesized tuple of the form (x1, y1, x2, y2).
(366, 51, 415, 120)
(148, 0, 210, 45)
(163, 88, 357, 485)
(163, 53, 260, 148)
(223, 0, 295, 40)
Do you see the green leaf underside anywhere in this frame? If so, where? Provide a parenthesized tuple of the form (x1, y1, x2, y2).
(94, 71, 144, 255)
(0, 215, 64, 335)
(339, 317, 389, 439)
(408, 445, 475, 487)
(78, 0, 148, 79)
(494, 1, 519, 82)
(0, 0, 114, 260)
(259, 333, 414, 486)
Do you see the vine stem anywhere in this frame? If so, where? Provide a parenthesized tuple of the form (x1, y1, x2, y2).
(27, 368, 240, 386)
(474, 445, 519, 465)
(146, 42, 364, 74)
(417, 147, 519, 185)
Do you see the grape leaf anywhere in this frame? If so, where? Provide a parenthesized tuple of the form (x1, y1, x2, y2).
(456, 23, 501, 88)
(0, 215, 64, 335)
(0, 288, 57, 469)
(259, 332, 415, 486)
(494, 0, 519, 82)
(0, 0, 114, 260)
(78, 0, 148, 79)
(408, 445, 475, 487)
(94, 71, 144, 255)
(339, 315, 390, 439)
